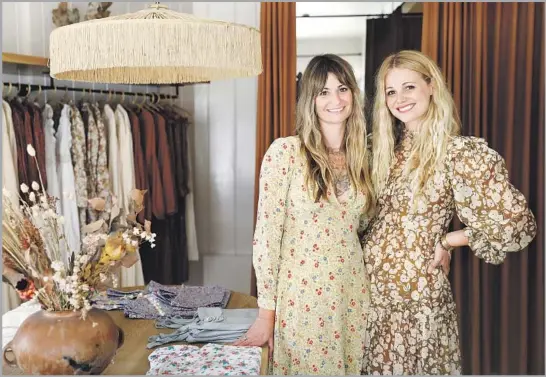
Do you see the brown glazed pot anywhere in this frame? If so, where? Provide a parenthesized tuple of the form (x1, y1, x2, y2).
(3, 308, 124, 375)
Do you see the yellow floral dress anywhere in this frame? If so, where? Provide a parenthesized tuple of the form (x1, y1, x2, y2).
(253, 136, 371, 375)
(362, 132, 537, 375)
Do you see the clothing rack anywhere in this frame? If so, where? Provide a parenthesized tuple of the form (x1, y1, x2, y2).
(2, 53, 213, 101)
(3, 82, 180, 101)
(297, 53, 363, 58)
(296, 13, 422, 19)
(297, 13, 389, 19)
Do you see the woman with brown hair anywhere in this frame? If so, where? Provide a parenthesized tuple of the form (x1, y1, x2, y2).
(234, 54, 374, 375)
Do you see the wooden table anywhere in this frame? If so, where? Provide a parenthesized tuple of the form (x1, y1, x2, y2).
(3, 291, 269, 375)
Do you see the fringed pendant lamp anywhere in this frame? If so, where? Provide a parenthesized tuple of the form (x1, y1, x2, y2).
(49, 2, 262, 84)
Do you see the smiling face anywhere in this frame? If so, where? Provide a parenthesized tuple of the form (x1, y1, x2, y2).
(314, 72, 353, 129)
(385, 67, 433, 130)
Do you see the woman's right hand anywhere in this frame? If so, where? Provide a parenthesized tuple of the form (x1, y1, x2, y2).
(428, 240, 452, 276)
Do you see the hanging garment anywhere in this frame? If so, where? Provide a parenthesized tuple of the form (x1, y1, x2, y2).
(9, 99, 32, 188)
(138, 108, 165, 219)
(176, 113, 199, 262)
(43, 104, 60, 206)
(92, 103, 110, 198)
(57, 104, 81, 257)
(2, 100, 22, 314)
(70, 104, 88, 230)
(27, 102, 47, 190)
(152, 111, 177, 216)
(113, 104, 143, 287)
(2, 100, 19, 206)
(81, 102, 100, 222)
(114, 104, 136, 221)
(164, 110, 193, 266)
(125, 108, 149, 224)
(103, 104, 121, 207)
(138, 108, 191, 284)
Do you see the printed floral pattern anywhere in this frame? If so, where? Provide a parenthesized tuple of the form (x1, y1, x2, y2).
(92, 103, 110, 199)
(253, 136, 370, 375)
(70, 105, 88, 229)
(147, 344, 262, 375)
(81, 102, 99, 222)
(362, 133, 537, 375)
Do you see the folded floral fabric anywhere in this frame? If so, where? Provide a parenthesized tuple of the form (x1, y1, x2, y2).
(124, 295, 196, 320)
(91, 282, 231, 320)
(144, 281, 231, 310)
(144, 281, 180, 306)
(90, 289, 144, 311)
(147, 343, 261, 375)
(107, 288, 144, 298)
(171, 285, 229, 309)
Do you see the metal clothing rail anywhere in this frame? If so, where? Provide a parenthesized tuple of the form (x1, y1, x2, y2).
(3, 81, 181, 101)
(297, 13, 389, 18)
(296, 13, 422, 19)
(297, 53, 363, 58)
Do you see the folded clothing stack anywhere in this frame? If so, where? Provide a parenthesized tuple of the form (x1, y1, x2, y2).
(90, 281, 231, 320)
(147, 343, 262, 375)
(91, 289, 143, 311)
(147, 307, 258, 348)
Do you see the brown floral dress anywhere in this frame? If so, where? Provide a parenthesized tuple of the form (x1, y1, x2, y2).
(362, 132, 537, 375)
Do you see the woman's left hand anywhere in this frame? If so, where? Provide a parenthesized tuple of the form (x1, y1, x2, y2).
(428, 241, 452, 275)
(232, 316, 274, 357)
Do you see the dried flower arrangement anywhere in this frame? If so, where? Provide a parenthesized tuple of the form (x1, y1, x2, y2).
(2, 144, 155, 317)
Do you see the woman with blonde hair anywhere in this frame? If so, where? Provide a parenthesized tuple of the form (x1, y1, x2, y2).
(233, 54, 374, 375)
(362, 49, 537, 374)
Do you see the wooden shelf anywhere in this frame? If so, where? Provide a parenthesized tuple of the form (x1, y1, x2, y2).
(2, 53, 48, 67)
(402, 2, 423, 14)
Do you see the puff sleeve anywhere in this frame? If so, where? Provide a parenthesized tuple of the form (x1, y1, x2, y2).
(448, 136, 537, 264)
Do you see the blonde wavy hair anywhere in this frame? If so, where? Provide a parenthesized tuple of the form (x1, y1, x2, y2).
(371, 50, 462, 200)
(296, 54, 374, 213)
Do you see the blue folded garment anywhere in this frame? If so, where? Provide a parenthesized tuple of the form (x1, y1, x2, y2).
(147, 307, 258, 348)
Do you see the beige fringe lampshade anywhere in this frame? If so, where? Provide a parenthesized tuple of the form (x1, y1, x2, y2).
(49, 3, 262, 84)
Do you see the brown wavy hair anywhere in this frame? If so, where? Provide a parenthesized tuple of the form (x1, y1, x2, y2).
(296, 54, 374, 213)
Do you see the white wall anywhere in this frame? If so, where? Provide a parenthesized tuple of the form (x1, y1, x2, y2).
(190, 2, 259, 294)
(297, 37, 365, 93)
(296, 2, 402, 38)
(1, 2, 259, 294)
(295, 2, 403, 98)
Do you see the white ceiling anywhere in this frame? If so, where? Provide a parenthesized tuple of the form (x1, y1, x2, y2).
(296, 2, 403, 39)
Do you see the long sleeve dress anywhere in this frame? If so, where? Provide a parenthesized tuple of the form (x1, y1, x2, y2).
(253, 136, 371, 375)
(362, 132, 537, 375)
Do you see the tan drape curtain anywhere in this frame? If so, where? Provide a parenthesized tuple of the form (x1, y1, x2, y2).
(422, 2, 544, 374)
(250, 2, 296, 297)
